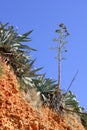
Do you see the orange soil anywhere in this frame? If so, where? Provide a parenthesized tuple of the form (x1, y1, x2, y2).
(0, 58, 86, 130)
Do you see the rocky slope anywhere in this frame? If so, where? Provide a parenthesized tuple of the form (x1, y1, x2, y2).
(0, 57, 86, 130)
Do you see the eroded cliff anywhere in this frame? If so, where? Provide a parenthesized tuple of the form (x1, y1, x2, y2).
(0, 57, 86, 130)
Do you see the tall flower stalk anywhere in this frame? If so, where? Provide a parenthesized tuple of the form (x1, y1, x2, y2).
(53, 23, 70, 90)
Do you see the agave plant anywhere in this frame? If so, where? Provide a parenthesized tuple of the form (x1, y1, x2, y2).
(63, 91, 87, 128)
(0, 22, 42, 90)
(33, 74, 65, 111)
(81, 113, 87, 128)
(64, 91, 84, 112)
(33, 74, 58, 104)
(35, 75, 58, 93)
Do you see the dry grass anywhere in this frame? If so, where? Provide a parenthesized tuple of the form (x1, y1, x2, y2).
(21, 88, 42, 108)
(0, 64, 5, 77)
(62, 112, 85, 130)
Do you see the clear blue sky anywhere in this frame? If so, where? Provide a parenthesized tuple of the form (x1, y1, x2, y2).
(0, 0, 87, 109)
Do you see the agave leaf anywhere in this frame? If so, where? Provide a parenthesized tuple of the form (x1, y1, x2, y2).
(19, 38, 31, 42)
(35, 76, 58, 95)
(17, 30, 33, 42)
(29, 59, 36, 68)
(18, 44, 36, 51)
(30, 67, 43, 75)
(22, 76, 35, 87)
(0, 22, 9, 28)
(22, 30, 33, 37)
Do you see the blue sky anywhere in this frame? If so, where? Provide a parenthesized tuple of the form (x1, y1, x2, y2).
(0, 0, 87, 109)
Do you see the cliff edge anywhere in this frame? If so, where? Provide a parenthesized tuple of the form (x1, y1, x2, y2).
(0, 57, 86, 130)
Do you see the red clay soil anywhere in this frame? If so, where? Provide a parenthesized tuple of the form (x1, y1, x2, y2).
(0, 58, 86, 130)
